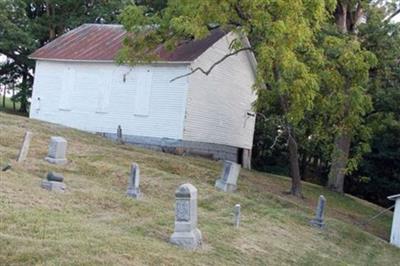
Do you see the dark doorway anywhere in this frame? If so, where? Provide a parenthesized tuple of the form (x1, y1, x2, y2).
(237, 148, 244, 165)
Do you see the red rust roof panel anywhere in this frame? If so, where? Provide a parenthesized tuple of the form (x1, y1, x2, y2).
(30, 24, 226, 62)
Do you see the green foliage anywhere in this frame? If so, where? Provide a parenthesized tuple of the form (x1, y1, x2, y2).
(0, 0, 129, 112)
(119, 0, 336, 195)
(345, 7, 400, 206)
(317, 33, 377, 173)
(252, 1, 399, 204)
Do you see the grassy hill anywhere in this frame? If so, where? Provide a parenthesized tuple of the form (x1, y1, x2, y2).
(0, 97, 21, 113)
(0, 111, 399, 265)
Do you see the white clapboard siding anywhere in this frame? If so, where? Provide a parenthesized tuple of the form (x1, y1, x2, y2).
(30, 61, 189, 140)
(183, 32, 257, 149)
(95, 69, 113, 113)
(59, 66, 75, 111)
(134, 67, 153, 116)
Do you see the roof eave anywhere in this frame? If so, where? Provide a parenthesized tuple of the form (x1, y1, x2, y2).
(29, 57, 192, 64)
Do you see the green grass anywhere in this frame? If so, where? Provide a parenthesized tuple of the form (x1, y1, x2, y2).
(0, 97, 25, 117)
(0, 111, 399, 265)
(0, 97, 20, 111)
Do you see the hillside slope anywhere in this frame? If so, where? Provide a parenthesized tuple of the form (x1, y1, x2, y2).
(0, 112, 399, 265)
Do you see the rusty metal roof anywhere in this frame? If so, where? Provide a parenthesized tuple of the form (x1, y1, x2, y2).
(30, 24, 226, 62)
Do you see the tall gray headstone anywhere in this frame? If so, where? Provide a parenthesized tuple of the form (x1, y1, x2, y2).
(310, 195, 326, 229)
(215, 161, 241, 192)
(45, 136, 68, 165)
(16, 131, 32, 162)
(234, 204, 241, 228)
(127, 163, 140, 199)
(170, 183, 202, 249)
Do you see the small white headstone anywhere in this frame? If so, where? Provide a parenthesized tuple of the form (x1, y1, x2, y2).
(17, 131, 32, 162)
(170, 183, 202, 249)
(234, 204, 241, 228)
(215, 161, 241, 192)
(127, 163, 140, 199)
(45, 136, 68, 165)
(310, 195, 326, 229)
(388, 194, 400, 248)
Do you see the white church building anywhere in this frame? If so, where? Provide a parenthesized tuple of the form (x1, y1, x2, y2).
(29, 24, 257, 167)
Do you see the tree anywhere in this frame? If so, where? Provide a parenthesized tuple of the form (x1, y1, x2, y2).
(0, 0, 129, 112)
(345, 6, 400, 206)
(119, 0, 336, 197)
(324, 0, 378, 193)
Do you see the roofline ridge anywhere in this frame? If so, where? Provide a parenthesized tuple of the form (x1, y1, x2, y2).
(82, 23, 123, 27)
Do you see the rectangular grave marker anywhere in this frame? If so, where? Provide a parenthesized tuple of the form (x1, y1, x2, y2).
(16, 131, 32, 162)
(117, 125, 123, 144)
(45, 136, 68, 165)
(41, 171, 66, 192)
(234, 204, 241, 228)
(215, 161, 241, 192)
(310, 195, 326, 229)
(127, 163, 141, 199)
(170, 183, 202, 249)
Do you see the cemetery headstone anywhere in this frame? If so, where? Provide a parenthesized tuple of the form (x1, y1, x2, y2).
(170, 183, 202, 249)
(310, 195, 326, 229)
(388, 194, 400, 248)
(45, 136, 68, 165)
(117, 125, 123, 144)
(46, 172, 64, 182)
(215, 160, 241, 192)
(16, 131, 32, 162)
(127, 163, 141, 199)
(234, 204, 241, 228)
(41, 171, 66, 192)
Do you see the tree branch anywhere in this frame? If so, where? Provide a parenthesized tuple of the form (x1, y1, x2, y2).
(385, 8, 400, 22)
(169, 47, 254, 82)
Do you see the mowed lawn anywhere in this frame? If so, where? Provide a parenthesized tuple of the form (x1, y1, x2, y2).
(0, 97, 20, 111)
(0, 112, 399, 265)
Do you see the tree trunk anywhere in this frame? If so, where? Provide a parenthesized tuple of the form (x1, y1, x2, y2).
(19, 73, 28, 113)
(328, 131, 351, 193)
(328, 1, 365, 193)
(12, 86, 15, 111)
(46, 1, 56, 40)
(288, 131, 302, 197)
(274, 63, 303, 197)
(2, 84, 6, 107)
(335, 3, 348, 33)
(335, 1, 364, 34)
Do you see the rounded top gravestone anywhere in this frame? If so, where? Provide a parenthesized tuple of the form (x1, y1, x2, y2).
(175, 183, 197, 198)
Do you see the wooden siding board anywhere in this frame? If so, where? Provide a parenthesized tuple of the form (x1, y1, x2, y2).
(183, 32, 257, 149)
(30, 61, 189, 140)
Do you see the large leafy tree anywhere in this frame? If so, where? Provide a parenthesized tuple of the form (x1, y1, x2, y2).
(0, 0, 129, 112)
(345, 6, 400, 206)
(323, 0, 400, 193)
(119, 0, 336, 197)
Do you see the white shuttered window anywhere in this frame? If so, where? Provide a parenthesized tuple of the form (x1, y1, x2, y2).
(96, 70, 112, 113)
(134, 67, 153, 116)
(59, 67, 75, 111)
